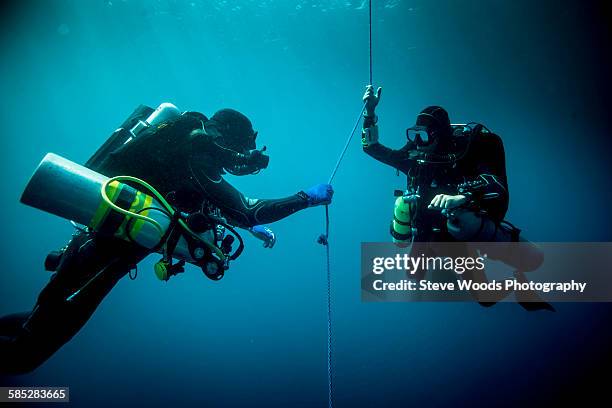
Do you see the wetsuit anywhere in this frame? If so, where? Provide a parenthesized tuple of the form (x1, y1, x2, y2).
(363, 128, 509, 241)
(0, 114, 308, 374)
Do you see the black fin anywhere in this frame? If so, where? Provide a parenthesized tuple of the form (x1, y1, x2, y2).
(519, 302, 556, 312)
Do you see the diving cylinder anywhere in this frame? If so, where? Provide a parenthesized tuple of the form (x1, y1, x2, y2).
(391, 195, 417, 247)
(20, 153, 215, 264)
(128, 102, 182, 141)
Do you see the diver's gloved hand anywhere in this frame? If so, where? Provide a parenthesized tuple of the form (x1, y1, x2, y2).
(303, 184, 334, 207)
(249, 225, 276, 248)
(363, 85, 382, 117)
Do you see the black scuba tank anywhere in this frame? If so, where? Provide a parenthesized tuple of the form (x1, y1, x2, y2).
(85, 102, 194, 176)
(85, 104, 155, 174)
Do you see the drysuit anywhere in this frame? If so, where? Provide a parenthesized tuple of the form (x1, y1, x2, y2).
(364, 127, 509, 242)
(0, 112, 312, 374)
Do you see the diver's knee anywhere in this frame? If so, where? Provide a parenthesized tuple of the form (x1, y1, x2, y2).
(0, 312, 30, 337)
(0, 334, 52, 375)
(447, 211, 544, 271)
(1, 359, 41, 375)
(0, 344, 38, 375)
(447, 211, 524, 244)
(517, 239, 544, 271)
(447, 210, 506, 241)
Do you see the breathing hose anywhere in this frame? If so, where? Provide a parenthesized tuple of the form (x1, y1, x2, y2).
(101, 175, 225, 261)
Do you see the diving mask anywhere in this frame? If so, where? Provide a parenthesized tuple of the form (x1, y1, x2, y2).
(406, 125, 432, 146)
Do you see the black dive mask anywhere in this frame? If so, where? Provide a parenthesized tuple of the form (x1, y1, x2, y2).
(224, 146, 269, 175)
(408, 107, 452, 148)
(406, 125, 435, 146)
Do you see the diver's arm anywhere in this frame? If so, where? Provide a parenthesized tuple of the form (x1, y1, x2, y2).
(458, 174, 508, 206)
(360, 85, 415, 173)
(192, 172, 309, 228)
(362, 140, 416, 174)
(457, 134, 509, 217)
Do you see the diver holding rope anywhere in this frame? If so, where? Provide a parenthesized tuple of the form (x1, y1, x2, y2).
(0, 104, 334, 374)
(360, 86, 552, 311)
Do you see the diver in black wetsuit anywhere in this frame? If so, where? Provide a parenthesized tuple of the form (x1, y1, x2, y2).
(360, 86, 551, 311)
(361, 86, 509, 242)
(0, 106, 334, 374)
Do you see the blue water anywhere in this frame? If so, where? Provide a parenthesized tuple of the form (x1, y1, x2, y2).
(1, 1, 611, 407)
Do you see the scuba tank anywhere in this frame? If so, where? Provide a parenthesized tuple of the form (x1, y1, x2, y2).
(85, 103, 183, 174)
(85, 105, 152, 173)
(32, 103, 246, 283)
(22, 153, 243, 282)
(390, 189, 419, 247)
(128, 102, 182, 142)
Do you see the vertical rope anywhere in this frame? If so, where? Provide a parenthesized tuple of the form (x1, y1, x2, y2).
(325, 205, 332, 408)
(322, 2, 373, 407)
(369, 0, 373, 85)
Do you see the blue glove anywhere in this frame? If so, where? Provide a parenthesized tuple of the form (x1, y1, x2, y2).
(304, 184, 334, 206)
(250, 225, 276, 248)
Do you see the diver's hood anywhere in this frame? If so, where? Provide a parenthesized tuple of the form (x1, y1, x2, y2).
(208, 109, 257, 154)
(407, 106, 453, 148)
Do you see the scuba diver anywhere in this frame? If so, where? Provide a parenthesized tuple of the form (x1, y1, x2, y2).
(360, 86, 551, 311)
(0, 103, 334, 374)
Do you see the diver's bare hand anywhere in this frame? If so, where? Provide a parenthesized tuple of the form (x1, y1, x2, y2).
(428, 194, 468, 210)
(363, 85, 382, 116)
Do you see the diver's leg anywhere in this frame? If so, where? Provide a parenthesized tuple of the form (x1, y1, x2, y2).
(462, 268, 514, 305)
(0, 232, 147, 374)
(446, 211, 553, 311)
(0, 313, 30, 337)
(447, 210, 544, 270)
(514, 271, 555, 312)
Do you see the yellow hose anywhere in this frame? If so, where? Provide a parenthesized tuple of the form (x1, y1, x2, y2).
(100, 177, 165, 237)
(100, 176, 225, 261)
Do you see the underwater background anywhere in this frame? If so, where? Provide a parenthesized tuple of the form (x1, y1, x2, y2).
(1, 0, 611, 407)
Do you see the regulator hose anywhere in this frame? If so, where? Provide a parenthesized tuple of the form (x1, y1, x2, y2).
(100, 175, 225, 261)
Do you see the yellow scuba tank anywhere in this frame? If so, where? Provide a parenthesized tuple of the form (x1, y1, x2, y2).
(21, 153, 228, 278)
(390, 191, 419, 247)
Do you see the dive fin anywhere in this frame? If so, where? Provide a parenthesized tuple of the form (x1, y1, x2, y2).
(518, 301, 556, 312)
